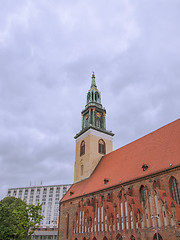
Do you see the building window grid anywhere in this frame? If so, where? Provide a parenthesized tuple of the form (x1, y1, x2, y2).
(13, 190, 17, 196)
(7, 184, 71, 229)
(18, 190, 22, 198)
(7, 191, 11, 196)
(24, 190, 28, 202)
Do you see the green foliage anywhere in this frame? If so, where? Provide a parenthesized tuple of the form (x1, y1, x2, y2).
(0, 197, 43, 240)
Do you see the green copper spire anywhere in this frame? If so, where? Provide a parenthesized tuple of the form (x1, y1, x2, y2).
(74, 73, 114, 139)
(87, 72, 101, 105)
(91, 72, 97, 88)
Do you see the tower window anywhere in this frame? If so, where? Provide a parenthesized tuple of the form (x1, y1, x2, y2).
(92, 92, 94, 101)
(80, 141, 85, 156)
(81, 165, 84, 176)
(98, 139, 106, 154)
(95, 92, 99, 102)
(87, 92, 90, 103)
(169, 176, 180, 205)
(96, 118, 100, 128)
(140, 185, 146, 203)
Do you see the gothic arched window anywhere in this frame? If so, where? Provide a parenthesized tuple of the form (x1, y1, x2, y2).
(98, 139, 106, 154)
(140, 185, 146, 203)
(169, 176, 180, 205)
(153, 233, 163, 240)
(130, 235, 135, 240)
(80, 141, 85, 156)
(116, 234, 123, 240)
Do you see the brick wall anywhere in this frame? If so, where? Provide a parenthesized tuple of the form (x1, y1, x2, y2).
(58, 167, 180, 240)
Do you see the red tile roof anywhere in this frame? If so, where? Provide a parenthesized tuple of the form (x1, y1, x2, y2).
(62, 119, 180, 202)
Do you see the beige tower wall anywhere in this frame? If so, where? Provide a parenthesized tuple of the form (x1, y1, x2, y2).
(74, 129, 113, 182)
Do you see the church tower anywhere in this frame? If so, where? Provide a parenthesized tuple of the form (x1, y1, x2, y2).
(74, 73, 114, 182)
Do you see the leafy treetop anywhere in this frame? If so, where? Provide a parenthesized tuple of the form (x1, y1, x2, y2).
(0, 196, 43, 240)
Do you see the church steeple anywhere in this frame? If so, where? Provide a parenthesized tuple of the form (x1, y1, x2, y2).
(74, 73, 114, 182)
(91, 72, 97, 88)
(87, 72, 101, 105)
(75, 73, 113, 138)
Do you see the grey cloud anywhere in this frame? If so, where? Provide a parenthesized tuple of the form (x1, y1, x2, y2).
(0, 0, 180, 199)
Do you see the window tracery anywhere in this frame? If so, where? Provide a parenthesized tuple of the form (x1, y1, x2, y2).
(140, 185, 146, 203)
(169, 176, 180, 205)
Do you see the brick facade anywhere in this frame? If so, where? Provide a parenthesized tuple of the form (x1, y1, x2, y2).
(58, 167, 180, 240)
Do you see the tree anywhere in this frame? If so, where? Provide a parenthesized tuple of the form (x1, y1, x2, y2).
(0, 197, 43, 240)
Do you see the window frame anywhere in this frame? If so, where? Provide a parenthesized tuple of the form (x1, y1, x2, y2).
(140, 185, 146, 204)
(169, 176, 180, 205)
(98, 139, 106, 154)
(80, 141, 85, 156)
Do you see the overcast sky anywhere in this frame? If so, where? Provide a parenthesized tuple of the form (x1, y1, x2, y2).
(0, 0, 180, 200)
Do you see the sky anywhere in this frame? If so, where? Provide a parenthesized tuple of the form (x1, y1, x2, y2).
(0, 0, 180, 200)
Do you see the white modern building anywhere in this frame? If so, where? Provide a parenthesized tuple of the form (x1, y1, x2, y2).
(7, 184, 71, 239)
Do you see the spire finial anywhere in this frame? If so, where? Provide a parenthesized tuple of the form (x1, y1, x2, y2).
(91, 72, 97, 88)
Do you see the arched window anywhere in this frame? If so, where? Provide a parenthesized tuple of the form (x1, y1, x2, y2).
(96, 118, 100, 128)
(95, 92, 97, 101)
(169, 176, 180, 205)
(130, 235, 135, 240)
(98, 139, 106, 154)
(153, 233, 163, 240)
(80, 141, 85, 156)
(116, 234, 123, 240)
(93, 238, 97, 240)
(140, 185, 146, 203)
(87, 92, 90, 103)
(103, 237, 108, 240)
(66, 213, 69, 239)
(81, 164, 84, 176)
(92, 92, 94, 101)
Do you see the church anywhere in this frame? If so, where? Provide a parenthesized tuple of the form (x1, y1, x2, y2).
(57, 74, 180, 240)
